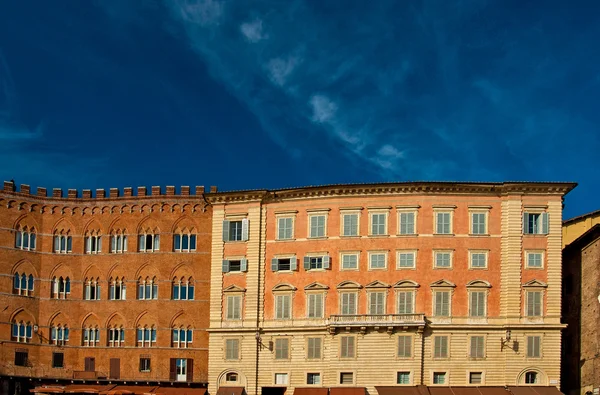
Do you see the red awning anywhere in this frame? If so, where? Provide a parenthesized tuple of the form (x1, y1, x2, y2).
(376, 387, 423, 395)
(509, 388, 563, 395)
(99, 386, 159, 395)
(294, 388, 329, 395)
(330, 388, 367, 395)
(63, 385, 118, 394)
(216, 387, 245, 395)
(152, 387, 207, 395)
(31, 386, 66, 394)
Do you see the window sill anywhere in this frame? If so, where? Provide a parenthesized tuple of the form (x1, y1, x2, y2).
(340, 235, 361, 238)
(340, 268, 359, 271)
(469, 266, 488, 270)
(368, 267, 388, 271)
(433, 266, 453, 270)
(525, 266, 544, 270)
(275, 238, 295, 242)
(396, 234, 418, 237)
(469, 234, 490, 237)
(523, 234, 548, 237)
(397, 266, 416, 270)
(306, 268, 327, 272)
(274, 270, 296, 274)
(225, 271, 246, 276)
(368, 234, 389, 238)
(224, 241, 247, 244)
(433, 233, 454, 237)
(307, 236, 328, 240)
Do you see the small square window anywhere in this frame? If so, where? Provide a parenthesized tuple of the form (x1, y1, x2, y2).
(274, 373, 289, 385)
(15, 350, 28, 367)
(139, 357, 151, 372)
(340, 372, 354, 385)
(369, 253, 386, 269)
(341, 254, 358, 270)
(433, 372, 446, 384)
(524, 212, 548, 235)
(434, 252, 452, 268)
(397, 372, 410, 384)
(470, 252, 487, 269)
(398, 252, 416, 269)
(52, 352, 64, 368)
(307, 373, 321, 385)
(469, 372, 483, 384)
(527, 252, 543, 268)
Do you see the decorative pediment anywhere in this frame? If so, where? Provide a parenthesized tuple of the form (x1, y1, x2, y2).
(430, 279, 456, 288)
(336, 280, 362, 290)
(466, 280, 492, 288)
(304, 282, 329, 291)
(523, 279, 547, 288)
(272, 283, 297, 292)
(393, 280, 420, 288)
(365, 280, 390, 289)
(223, 285, 246, 293)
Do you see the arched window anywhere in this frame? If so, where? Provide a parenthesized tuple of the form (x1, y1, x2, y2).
(110, 229, 128, 253)
(525, 371, 538, 384)
(137, 326, 156, 348)
(174, 230, 197, 252)
(15, 226, 36, 251)
(108, 326, 125, 347)
(109, 277, 126, 300)
(85, 231, 102, 254)
(82, 326, 100, 347)
(12, 321, 33, 343)
(13, 272, 34, 296)
(138, 229, 160, 253)
(137, 277, 158, 300)
(50, 325, 69, 345)
(53, 230, 72, 254)
(172, 277, 195, 300)
(84, 278, 101, 300)
(172, 326, 193, 348)
(226, 372, 238, 382)
(51, 276, 71, 299)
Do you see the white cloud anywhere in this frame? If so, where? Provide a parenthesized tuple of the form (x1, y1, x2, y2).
(172, 0, 224, 27)
(378, 144, 404, 158)
(266, 56, 298, 86)
(309, 95, 337, 123)
(240, 18, 267, 43)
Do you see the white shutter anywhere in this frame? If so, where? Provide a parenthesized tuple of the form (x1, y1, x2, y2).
(290, 256, 297, 271)
(240, 258, 248, 272)
(241, 219, 249, 241)
(323, 255, 330, 269)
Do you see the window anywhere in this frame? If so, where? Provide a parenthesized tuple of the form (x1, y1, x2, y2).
(172, 327, 193, 348)
(470, 336, 484, 358)
(397, 291, 414, 314)
(225, 339, 239, 360)
(434, 251, 452, 268)
(53, 232, 72, 253)
(84, 278, 101, 300)
(527, 252, 543, 268)
(303, 255, 330, 270)
(107, 327, 124, 347)
(525, 371, 538, 384)
(14, 350, 28, 367)
(397, 335, 412, 357)
(275, 294, 291, 319)
(223, 259, 247, 273)
(82, 327, 100, 347)
(52, 352, 64, 368)
(174, 232, 197, 252)
(307, 293, 324, 318)
(471, 212, 487, 235)
(110, 231, 128, 253)
(226, 373, 238, 382)
(138, 232, 160, 252)
(271, 257, 297, 271)
(469, 291, 486, 317)
(434, 291, 450, 316)
(277, 217, 294, 240)
(435, 212, 452, 234)
(434, 336, 448, 358)
(14, 272, 34, 296)
(139, 357, 151, 372)
(342, 213, 359, 236)
(51, 325, 70, 345)
(340, 292, 357, 315)
(523, 212, 549, 235)
(223, 219, 249, 242)
(136, 326, 156, 348)
(137, 277, 158, 300)
(51, 276, 71, 299)
(307, 373, 321, 385)
(397, 251, 416, 269)
(275, 338, 289, 359)
(397, 372, 411, 384)
(307, 337, 322, 359)
(85, 234, 102, 254)
(399, 212, 415, 235)
(370, 213, 387, 235)
(341, 253, 358, 270)
(526, 291, 542, 317)
(172, 277, 195, 300)
(340, 372, 353, 384)
(369, 252, 386, 269)
(227, 295, 242, 320)
(368, 292, 385, 315)
(340, 336, 355, 358)
(469, 372, 483, 384)
(309, 215, 326, 238)
(109, 277, 126, 300)
(432, 372, 446, 384)
(11, 321, 33, 343)
(470, 252, 487, 269)
(275, 373, 289, 385)
(15, 226, 36, 250)
(527, 336, 541, 358)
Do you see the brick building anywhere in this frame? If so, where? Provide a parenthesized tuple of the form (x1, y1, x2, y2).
(0, 181, 212, 395)
(206, 182, 575, 395)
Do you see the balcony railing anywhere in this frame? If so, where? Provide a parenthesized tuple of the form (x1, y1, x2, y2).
(328, 313, 425, 327)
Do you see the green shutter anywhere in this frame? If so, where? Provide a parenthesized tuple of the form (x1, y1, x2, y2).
(240, 258, 248, 272)
(523, 213, 529, 234)
(541, 213, 549, 234)
(241, 219, 249, 241)
(323, 255, 330, 269)
(222, 220, 230, 241)
(303, 257, 310, 270)
(271, 258, 279, 272)
(222, 260, 230, 273)
(290, 256, 297, 271)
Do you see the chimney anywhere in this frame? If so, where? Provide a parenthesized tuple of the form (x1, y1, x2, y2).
(37, 187, 47, 197)
(20, 184, 30, 194)
(82, 189, 92, 199)
(181, 186, 190, 196)
(68, 189, 78, 199)
(96, 189, 106, 198)
(53, 188, 63, 198)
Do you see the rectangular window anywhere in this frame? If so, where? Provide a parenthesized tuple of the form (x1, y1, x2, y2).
(307, 373, 321, 385)
(526, 291, 542, 317)
(433, 372, 446, 384)
(307, 293, 324, 318)
(275, 294, 291, 319)
(223, 219, 249, 242)
(111, 235, 127, 253)
(309, 215, 326, 238)
(527, 336, 541, 358)
(371, 213, 387, 235)
(368, 292, 385, 315)
(306, 256, 324, 270)
(434, 291, 450, 316)
(397, 335, 412, 357)
(85, 236, 102, 254)
(523, 212, 549, 235)
(399, 212, 415, 235)
(275, 373, 289, 385)
(470, 252, 487, 269)
(527, 252, 543, 268)
(340, 372, 353, 385)
(369, 253, 386, 269)
(139, 357, 151, 372)
(397, 291, 414, 314)
(271, 257, 297, 271)
(225, 339, 240, 360)
(434, 336, 448, 358)
(275, 338, 289, 359)
(227, 260, 243, 272)
(52, 352, 64, 368)
(277, 217, 293, 240)
(340, 336, 355, 358)
(471, 212, 487, 234)
(341, 254, 358, 270)
(470, 336, 484, 358)
(469, 291, 486, 317)
(435, 212, 451, 234)
(342, 213, 359, 236)
(434, 252, 452, 268)
(397, 372, 411, 384)
(15, 350, 28, 367)
(307, 337, 322, 359)
(397, 251, 416, 269)
(226, 295, 242, 320)
(340, 292, 357, 315)
(469, 372, 483, 384)
(174, 234, 196, 252)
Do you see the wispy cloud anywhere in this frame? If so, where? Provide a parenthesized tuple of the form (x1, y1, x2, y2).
(173, 0, 224, 27)
(240, 18, 267, 43)
(309, 95, 337, 123)
(266, 56, 299, 87)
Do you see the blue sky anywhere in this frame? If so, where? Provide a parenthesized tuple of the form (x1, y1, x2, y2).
(0, 0, 598, 219)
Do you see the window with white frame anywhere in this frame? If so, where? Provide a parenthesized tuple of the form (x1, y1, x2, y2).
(307, 337, 322, 359)
(172, 327, 193, 348)
(82, 326, 100, 347)
(526, 252, 544, 268)
(397, 335, 412, 357)
(397, 251, 416, 269)
(13, 272, 34, 296)
(342, 213, 359, 236)
(340, 292, 357, 315)
(309, 215, 326, 238)
(399, 211, 416, 235)
(307, 293, 324, 318)
(277, 217, 294, 240)
(526, 291, 542, 317)
(470, 336, 484, 358)
(226, 295, 242, 320)
(223, 219, 249, 242)
(433, 372, 446, 384)
(470, 212, 487, 235)
(110, 230, 128, 253)
(51, 276, 70, 299)
(470, 251, 488, 269)
(523, 212, 549, 235)
(370, 212, 387, 235)
(172, 277, 195, 300)
(225, 339, 239, 360)
(469, 372, 483, 384)
(303, 255, 330, 271)
(51, 325, 69, 345)
(85, 232, 102, 254)
(341, 253, 358, 270)
(84, 277, 101, 300)
(469, 291, 487, 317)
(53, 231, 72, 253)
(340, 336, 356, 358)
(109, 277, 126, 300)
(397, 372, 411, 384)
(138, 231, 160, 252)
(174, 232, 197, 252)
(368, 291, 385, 315)
(369, 252, 386, 269)
(433, 336, 449, 358)
(275, 373, 289, 385)
(271, 256, 297, 271)
(433, 290, 451, 316)
(434, 251, 452, 268)
(397, 291, 414, 314)
(435, 211, 452, 234)
(137, 277, 158, 300)
(274, 338, 289, 359)
(275, 294, 292, 319)
(527, 336, 541, 358)
(107, 327, 124, 347)
(307, 373, 321, 385)
(223, 258, 248, 273)
(15, 226, 36, 250)
(12, 321, 33, 343)
(136, 326, 156, 347)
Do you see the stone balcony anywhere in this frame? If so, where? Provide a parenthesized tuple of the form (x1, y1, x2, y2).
(327, 313, 426, 333)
